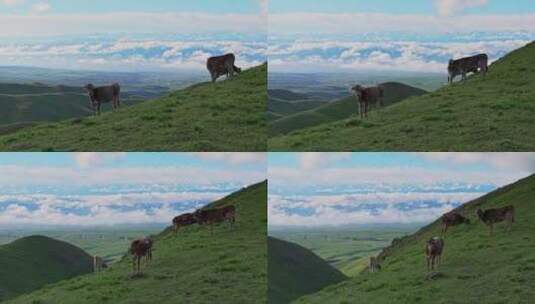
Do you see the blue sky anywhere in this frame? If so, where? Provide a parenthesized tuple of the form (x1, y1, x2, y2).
(0, 153, 266, 226)
(268, 153, 535, 227)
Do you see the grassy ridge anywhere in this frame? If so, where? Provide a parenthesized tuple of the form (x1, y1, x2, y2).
(295, 175, 535, 304)
(269, 82, 427, 137)
(268, 237, 347, 304)
(0, 64, 267, 152)
(6, 181, 267, 304)
(0, 236, 93, 301)
(269, 42, 535, 151)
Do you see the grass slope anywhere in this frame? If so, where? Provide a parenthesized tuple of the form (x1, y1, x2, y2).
(270, 42, 535, 151)
(269, 82, 427, 136)
(7, 181, 267, 304)
(0, 64, 266, 151)
(295, 174, 535, 304)
(268, 237, 347, 304)
(0, 236, 93, 301)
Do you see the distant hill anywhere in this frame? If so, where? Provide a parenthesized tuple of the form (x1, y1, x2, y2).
(0, 63, 267, 151)
(7, 181, 267, 304)
(268, 89, 311, 102)
(295, 174, 535, 303)
(269, 82, 427, 136)
(269, 42, 535, 151)
(0, 236, 93, 302)
(268, 237, 347, 304)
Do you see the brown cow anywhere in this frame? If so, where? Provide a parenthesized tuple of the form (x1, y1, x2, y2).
(351, 85, 384, 119)
(476, 205, 514, 236)
(193, 205, 236, 233)
(206, 53, 241, 83)
(425, 237, 444, 271)
(441, 211, 470, 235)
(129, 237, 153, 274)
(172, 213, 197, 233)
(369, 256, 381, 273)
(84, 83, 121, 115)
(448, 53, 488, 84)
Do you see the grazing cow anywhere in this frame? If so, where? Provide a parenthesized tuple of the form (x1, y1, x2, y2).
(129, 237, 153, 274)
(369, 256, 381, 273)
(425, 237, 444, 271)
(172, 213, 197, 233)
(448, 54, 488, 84)
(83, 83, 121, 115)
(193, 205, 236, 233)
(206, 53, 241, 83)
(441, 211, 470, 235)
(93, 256, 104, 273)
(476, 205, 515, 236)
(351, 85, 384, 119)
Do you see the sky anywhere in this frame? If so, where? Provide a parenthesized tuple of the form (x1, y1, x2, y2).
(269, 0, 535, 73)
(0, 0, 267, 71)
(268, 152, 535, 227)
(0, 152, 266, 227)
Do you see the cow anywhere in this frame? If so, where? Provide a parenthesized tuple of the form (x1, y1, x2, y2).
(129, 237, 153, 274)
(193, 205, 236, 234)
(172, 213, 197, 233)
(83, 83, 121, 115)
(351, 85, 384, 119)
(476, 205, 515, 236)
(448, 54, 488, 84)
(93, 256, 105, 273)
(206, 53, 241, 83)
(441, 211, 470, 235)
(425, 237, 444, 271)
(369, 256, 381, 273)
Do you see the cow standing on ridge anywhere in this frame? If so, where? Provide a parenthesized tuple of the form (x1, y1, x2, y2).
(172, 213, 197, 233)
(206, 53, 241, 83)
(84, 83, 121, 115)
(476, 205, 515, 236)
(448, 54, 488, 84)
(129, 237, 153, 274)
(425, 237, 444, 271)
(351, 85, 384, 119)
(194, 205, 236, 234)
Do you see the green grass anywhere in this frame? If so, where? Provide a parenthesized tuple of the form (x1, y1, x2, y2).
(269, 82, 426, 137)
(0, 236, 93, 301)
(268, 98, 325, 117)
(268, 237, 347, 304)
(0, 64, 267, 152)
(269, 42, 535, 151)
(293, 174, 535, 304)
(6, 181, 267, 304)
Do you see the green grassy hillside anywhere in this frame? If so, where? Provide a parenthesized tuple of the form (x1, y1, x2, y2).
(0, 236, 93, 302)
(0, 64, 266, 151)
(270, 42, 535, 151)
(6, 181, 267, 304)
(269, 82, 427, 136)
(268, 237, 347, 304)
(268, 99, 325, 118)
(294, 174, 535, 304)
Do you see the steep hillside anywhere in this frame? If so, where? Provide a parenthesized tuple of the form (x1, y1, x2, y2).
(269, 82, 427, 136)
(0, 236, 93, 302)
(269, 42, 535, 151)
(268, 237, 347, 304)
(295, 175, 535, 303)
(0, 64, 267, 151)
(7, 181, 267, 304)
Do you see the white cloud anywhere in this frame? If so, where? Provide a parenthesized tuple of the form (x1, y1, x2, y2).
(435, 0, 488, 17)
(73, 153, 126, 169)
(192, 153, 266, 165)
(296, 153, 351, 170)
(418, 153, 535, 171)
(30, 1, 50, 14)
(1, 0, 25, 6)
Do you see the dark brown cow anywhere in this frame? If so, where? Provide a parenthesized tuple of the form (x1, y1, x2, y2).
(441, 211, 470, 234)
(84, 83, 121, 115)
(172, 213, 197, 233)
(206, 53, 241, 83)
(476, 205, 514, 236)
(425, 237, 444, 271)
(129, 237, 153, 274)
(448, 53, 488, 84)
(194, 205, 236, 233)
(351, 85, 384, 119)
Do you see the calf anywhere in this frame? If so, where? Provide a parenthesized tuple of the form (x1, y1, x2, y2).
(448, 53, 488, 84)
(351, 85, 384, 119)
(476, 205, 514, 236)
(172, 213, 197, 233)
(84, 83, 121, 115)
(441, 211, 470, 235)
(194, 205, 236, 233)
(93, 256, 104, 273)
(206, 53, 241, 83)
(129, 237, 153, 274)
(425, 237, 444, 271)
(369, 256, 381, 273)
